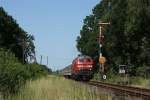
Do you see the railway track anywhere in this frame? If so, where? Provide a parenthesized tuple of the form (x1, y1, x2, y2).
(87, 80, 150, 98)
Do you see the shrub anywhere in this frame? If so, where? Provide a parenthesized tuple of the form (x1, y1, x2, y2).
(0, 48, 49, 97)
(0, 49, 28, 95)
(26, 64, 48, 79)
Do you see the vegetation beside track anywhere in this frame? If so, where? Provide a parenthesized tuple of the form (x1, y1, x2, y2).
(93, 73, 150, 89)
(77, 0, 150, 80)
(0, 49, 50, 98)
(1, 76, 112, 100)
(128, 77, 150, 89)
(0, 7, 51, 98)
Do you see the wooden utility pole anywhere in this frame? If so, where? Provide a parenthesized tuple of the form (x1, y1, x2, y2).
(40, 55, 43, 64)
(22, 39, 25, 64)
(34, 50, 37, 63)
(47, 56, 48, 66)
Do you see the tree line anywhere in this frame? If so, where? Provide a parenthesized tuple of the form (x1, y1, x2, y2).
(76, 0, 150, 77)
(0, 7, 51, 97)
(0, 7, 35, 63)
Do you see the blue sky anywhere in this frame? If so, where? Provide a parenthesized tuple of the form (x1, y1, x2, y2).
(0, 0, 100, 70)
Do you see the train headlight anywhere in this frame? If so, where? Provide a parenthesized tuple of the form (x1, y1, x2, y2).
(78, 65, 83, 68)
(87, 65, 92, 68)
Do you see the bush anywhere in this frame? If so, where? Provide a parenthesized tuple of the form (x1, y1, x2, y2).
(26, 64, 48, 79)
(0, 49, 49, 97)
(136, 66, 150, 78)
(0, 49, 28, 95)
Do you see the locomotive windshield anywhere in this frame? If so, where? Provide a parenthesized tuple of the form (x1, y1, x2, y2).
(79, 58, 92, 62)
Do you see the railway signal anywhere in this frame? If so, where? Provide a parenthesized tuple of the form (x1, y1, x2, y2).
(98, 20, 110, 80)
(99, 56, 106, 73)
(99, 56, 106, 64)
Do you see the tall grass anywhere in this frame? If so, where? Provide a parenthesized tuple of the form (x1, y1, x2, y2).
(5, 76, 111, 100)
(129, 77, 150, 88)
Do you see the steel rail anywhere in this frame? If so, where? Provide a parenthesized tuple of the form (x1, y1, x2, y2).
(88, 80, 150, 97)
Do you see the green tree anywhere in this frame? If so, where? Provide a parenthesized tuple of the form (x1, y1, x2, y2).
(0, 7, 35, 63)
(124, 0, 150, 75)
(76, 0, 150, 76)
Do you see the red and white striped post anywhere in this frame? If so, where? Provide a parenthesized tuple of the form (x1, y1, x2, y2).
(98, 21, 110, 80)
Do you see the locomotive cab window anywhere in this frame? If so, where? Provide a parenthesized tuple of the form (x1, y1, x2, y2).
(79, 58, 92, 62)
(79, 59, 84, 62)
(86, 58, 92, 62)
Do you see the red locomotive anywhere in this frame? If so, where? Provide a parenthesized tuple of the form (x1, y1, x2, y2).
(71, 55, 94, 81)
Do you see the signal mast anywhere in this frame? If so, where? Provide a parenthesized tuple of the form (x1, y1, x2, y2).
(98, 21, 110, 80)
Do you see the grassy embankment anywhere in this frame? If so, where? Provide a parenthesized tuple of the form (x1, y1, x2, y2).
(107, 76, 150, 89)
(3, 76, 111, 100)
(94, 73, 150, 89)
